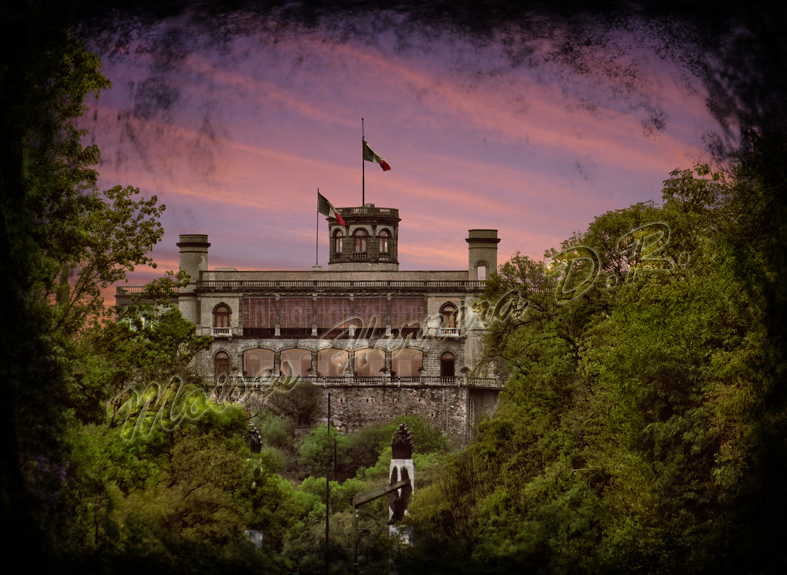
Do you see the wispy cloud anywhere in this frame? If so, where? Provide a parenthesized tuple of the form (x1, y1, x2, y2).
(81, 12, 729, 294)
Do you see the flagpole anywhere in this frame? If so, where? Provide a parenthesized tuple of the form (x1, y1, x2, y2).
(316, 188, 319, 267)
(362, 118, 365, 207)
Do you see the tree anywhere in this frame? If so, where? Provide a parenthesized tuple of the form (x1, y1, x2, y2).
(0, 2, 169, 565)
(263, 380, 322, 427)
(1, 2, 106, 564)
(405, 156, 787, 574)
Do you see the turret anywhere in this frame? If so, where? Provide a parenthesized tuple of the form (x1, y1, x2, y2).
(466, 229, 499, 280)
(328, 204, 401, 271)
(177, 234, 210, 323)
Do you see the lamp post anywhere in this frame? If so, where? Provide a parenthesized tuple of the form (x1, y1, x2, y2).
(325, 392, 331, 575)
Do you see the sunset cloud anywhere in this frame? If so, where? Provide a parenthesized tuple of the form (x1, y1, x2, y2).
(82, 12, 731, 305)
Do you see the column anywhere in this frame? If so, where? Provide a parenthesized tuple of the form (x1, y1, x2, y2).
(386, 294, 392, 337)
(275, 294, 281, 337)
(312, 295, 318, 337)
(349, 294, 355, 339)
(311, 350, 318, 381)
(347, 349, 355, 377)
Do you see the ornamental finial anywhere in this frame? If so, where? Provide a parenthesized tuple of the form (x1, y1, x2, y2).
(391, 423, 414, 459)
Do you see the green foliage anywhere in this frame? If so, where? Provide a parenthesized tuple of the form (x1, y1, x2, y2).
(297, 415, 449, 482)
(280, 415, 450, 572)
(0, 8, 284, 570)
(0, 4, 174, 566)
(6, 4, 785, 572)
(264, 379, 322, 426)
(62, 405, 290, 573)
(78, 305, 213, 426)
(379, 415, 451, 455)
(405, 153, 787, 574)
(299, 424, 352, 479)
(254, 411, 297, 452)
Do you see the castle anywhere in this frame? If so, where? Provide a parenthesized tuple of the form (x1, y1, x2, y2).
(116, 204, 504, 443)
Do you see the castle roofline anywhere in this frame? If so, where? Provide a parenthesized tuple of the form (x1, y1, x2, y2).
(199, 269, 472, 281)
(335, 205, 400, 220)
(205, 269, 471, 274)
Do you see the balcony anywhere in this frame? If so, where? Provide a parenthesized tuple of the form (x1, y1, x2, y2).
(337, 206, 399, 218)
(211, 327, 232, 337)
(243, 328, 275, 338)
(116, 286, 152, 294)
(351, 252, 368, 260)
(438, 327, 460, 337)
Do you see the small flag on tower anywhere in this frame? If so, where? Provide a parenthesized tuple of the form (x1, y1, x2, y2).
(363, 139, 391, 171)
(318, 192, 346, 227)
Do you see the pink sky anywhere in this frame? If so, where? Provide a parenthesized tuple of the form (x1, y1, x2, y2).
(80, 15, 734, 304)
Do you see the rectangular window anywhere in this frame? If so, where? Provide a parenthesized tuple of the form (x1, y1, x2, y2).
(355, 297, 387, 330)
(391, 297, 424, 328)
(316, 297, 351, 328)
(317, 297, 352, 339)
(243, 297, 275, 328)
(280, 297, 311, 328)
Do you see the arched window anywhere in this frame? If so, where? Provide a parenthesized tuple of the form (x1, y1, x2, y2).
(243, 348, 274, 379)
(214, 304, 230, 328)
(378, 229, 390, 254)
(215, 351, 230, 382)
(280, 348, 312, 378)
(476, 261, 487, 281)
(354, 228, 368, 253)
(440, 303, 458, 329)
(440, 351, 455, 378)
(317, 349, 349, 377)
(334, 229, 343, 254)
(391, 349, 423, 377)
(354, 348, 385, 377)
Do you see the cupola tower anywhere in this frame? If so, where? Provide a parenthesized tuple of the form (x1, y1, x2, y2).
(328, 204, 401, 271)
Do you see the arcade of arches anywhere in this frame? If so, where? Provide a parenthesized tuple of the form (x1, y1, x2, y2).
(234, 347, 427, 379)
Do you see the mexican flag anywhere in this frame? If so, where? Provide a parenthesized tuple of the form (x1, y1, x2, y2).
(318, 192, 346, 227)
(363, 139, 391, 171)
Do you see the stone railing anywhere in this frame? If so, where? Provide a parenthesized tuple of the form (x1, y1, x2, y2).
(119, 280, 485, 294)
(437, 327, 460, 337)
(337, 206, 398, 218)
(116, 286, 181, 295)
(194, 279, 486, 292)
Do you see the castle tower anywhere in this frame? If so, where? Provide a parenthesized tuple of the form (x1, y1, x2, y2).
(328, 204, 401, 271)
(466, 229, 500, 280)
(177, 234, 210, 324)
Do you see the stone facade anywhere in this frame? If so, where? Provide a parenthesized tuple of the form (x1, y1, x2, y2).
(117, 203, 504, 444)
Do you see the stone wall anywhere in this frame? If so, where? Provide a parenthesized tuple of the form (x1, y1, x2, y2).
(238, 379, 499, 446)
(468, 388, 500, 429)
(317, 384, 472, 443)
(196, 328, 498, 444)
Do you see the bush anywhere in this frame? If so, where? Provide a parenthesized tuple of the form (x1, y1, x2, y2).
(254, 412, 297, 452)
(298, 415, 450, 482)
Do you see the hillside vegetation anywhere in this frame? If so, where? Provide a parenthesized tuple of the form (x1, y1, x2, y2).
(2, 4, 786, 573)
